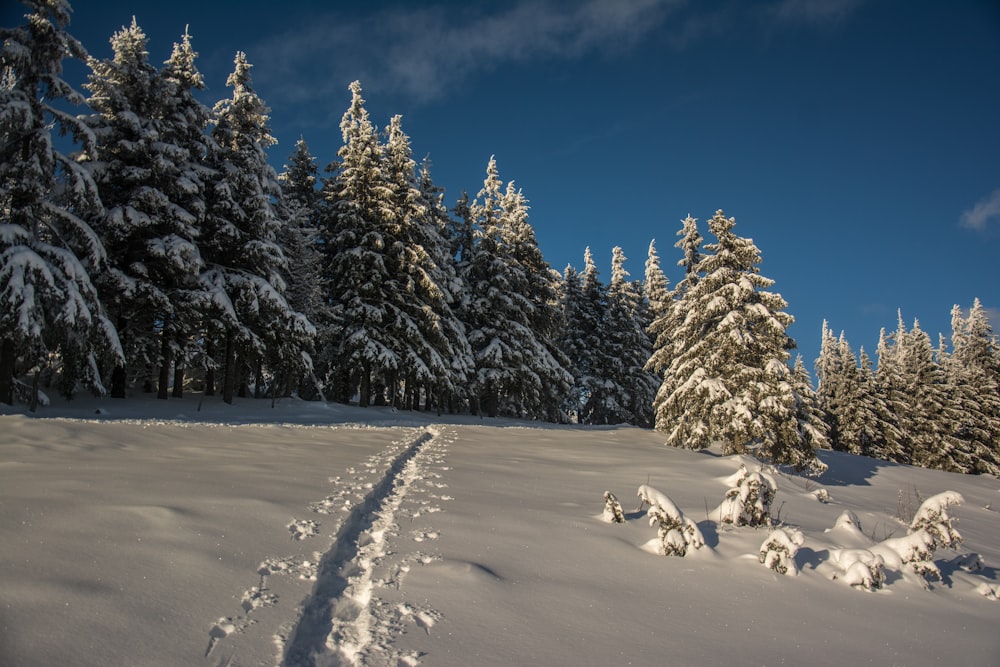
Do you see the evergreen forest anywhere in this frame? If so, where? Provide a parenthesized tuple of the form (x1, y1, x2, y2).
(3, 1, 998, 476)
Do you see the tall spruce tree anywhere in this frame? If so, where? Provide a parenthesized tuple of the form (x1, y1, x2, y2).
(202, 52, 311, 404)
(606, 246, 658, 427)
(577, 246, 609, 423)
(277, 138, 325, 398)
(653, 210, 823, 472)
(887, 315, 968, 472)
(83, 21, 209, 399)
(321, 81, 398, 406)
(381, 115, 471, 410)
(0, 0, 121, 404)
(945, 302, 1000, 474)
(458, 157, 570, 419)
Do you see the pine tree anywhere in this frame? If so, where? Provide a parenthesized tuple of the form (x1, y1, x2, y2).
(875, 325, 912, 463)
(0, 0, 121, 404)
(557, 263, 586, 419)
(201, 52, 312, 404)
(277, 138, 325, 398)
(673, 214, 702, 298)
(83, 21, 210, 399)
(791, 355, 830, 454)
(647, 217, 701, 382)
(892, 316, 968, 472)
(643, 239, 671, 328)
(653, 210, 822, 472)
(320, 81, 399, 406)
(856, 347, 903, 461)
(415, 157, 474, 411)
(577, 246, 609, 423)
(606, 246, 658, 427)
(945, 302, 1000, 475)
(381, 116, 471, 411)
(458, 157, 570, 419)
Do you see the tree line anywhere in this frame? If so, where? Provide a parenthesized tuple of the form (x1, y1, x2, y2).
(3, 2, 997, 476)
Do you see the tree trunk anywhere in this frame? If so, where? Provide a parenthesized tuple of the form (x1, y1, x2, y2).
(223, 329, 236, 405)
(0, 338, 15, 405)
(205, 338, 216, 396)
(29, 369, 40, 413)
(157, 324, 172, 400)
(172, 363, 184, 398)
(359, 362, 371, 407)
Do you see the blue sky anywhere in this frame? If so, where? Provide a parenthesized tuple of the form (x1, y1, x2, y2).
(6, 0, 999, 368)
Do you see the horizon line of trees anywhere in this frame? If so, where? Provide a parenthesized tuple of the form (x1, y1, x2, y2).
(3, 1, 998, 477)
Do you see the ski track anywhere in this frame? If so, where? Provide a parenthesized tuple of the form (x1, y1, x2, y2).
(207, 425, 453, 667)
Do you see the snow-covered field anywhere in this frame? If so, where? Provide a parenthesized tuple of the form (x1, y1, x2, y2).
(2, 396, 999, 666)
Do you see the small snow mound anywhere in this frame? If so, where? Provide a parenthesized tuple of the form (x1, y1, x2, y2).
(832, 510, 863, 533)
(813, 488, 831, 503)
(759, 527, 804, 575)
(975, 583, 998, 600)
(832, 549, 886, 591)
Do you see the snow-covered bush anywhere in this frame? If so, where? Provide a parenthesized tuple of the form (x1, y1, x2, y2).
(813, 488, 831, 503)
(759, 527, 804, 575)
(909, 491, 963, 550)
(602, 491, 625, 524)
(637, 485, 704, 557)
(832, 549, 886, 591)
(714, 464, 777, 527)
(871, 491, 964, 582)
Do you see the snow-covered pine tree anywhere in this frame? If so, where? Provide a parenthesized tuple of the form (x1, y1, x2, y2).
(82, 21, 210, 399)
(791, 355, 830, 455)
(673, 213, 702, 299)
(814, 321, 846, 448)
(943, 303, 1000, 475)
(646, 217, 702, 400)
(577, 247, 609, 423)
(874, 326, 912, 463)
(201, 52, 312, 404)
(458, 157, 570, 419)
(416, 158, 474, 412)
(643, 239, 671, 325)
(653, 210, 823, 472)
(605, 247, 658, 427)
(320, 81, 399, 406)
(500, 180, 571, 420)
(276, 138, 326, 398)
(891, 316, 968, 472)
(381, 116, 472, 411)
(557, 263, 586, 420)
(0, 0, 122, 404)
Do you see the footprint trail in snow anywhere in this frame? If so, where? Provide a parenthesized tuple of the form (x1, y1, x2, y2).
(206, 425, 454, 666)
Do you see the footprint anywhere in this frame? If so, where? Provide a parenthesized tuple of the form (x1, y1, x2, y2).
(287, 519, 320, 540)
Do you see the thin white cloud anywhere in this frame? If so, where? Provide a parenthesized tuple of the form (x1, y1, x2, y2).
(960, 188, 1000, 231)
(248, 0, 679, 109)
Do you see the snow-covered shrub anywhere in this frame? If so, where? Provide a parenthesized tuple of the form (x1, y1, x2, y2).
(832, 549, 886, 591)
(759, 527, 804, 575)
(871, 491, 965, 582)
(602, 491, 625, 524)
(637, 485, 704, 557)
(909, 491, 963, 551)
(714, 464, 777, 527)
(813, 488, 831, 503)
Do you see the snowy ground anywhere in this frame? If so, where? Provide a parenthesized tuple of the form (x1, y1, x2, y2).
(2, 395, 999, 666)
